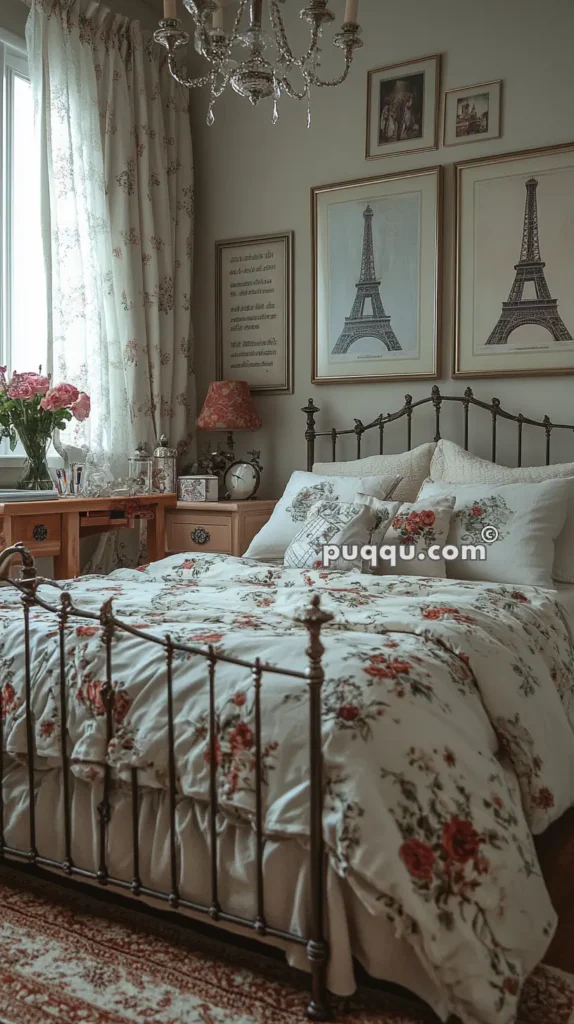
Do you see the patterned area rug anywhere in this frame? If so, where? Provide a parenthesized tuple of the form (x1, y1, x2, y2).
(0, 867, 573, 1024)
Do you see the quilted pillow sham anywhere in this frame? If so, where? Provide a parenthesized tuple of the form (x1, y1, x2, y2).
(359, 494, 456, 577)
(244, 470, 401, 562)
(312, 441, 435, 502)
(283, 500, 377, 569)
(430, 439, 574, 583)
(418, 477, 574, 587)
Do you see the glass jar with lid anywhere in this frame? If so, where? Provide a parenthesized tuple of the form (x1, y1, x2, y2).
(152, 434, 177, 493)
(128, 442, 153, 494)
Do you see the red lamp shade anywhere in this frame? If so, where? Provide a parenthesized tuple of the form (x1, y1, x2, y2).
(196, 380, 262, 432)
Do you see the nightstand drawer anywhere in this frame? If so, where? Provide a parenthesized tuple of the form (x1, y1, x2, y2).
(10, 514, 62, 557)
(167, 514, 233, 554)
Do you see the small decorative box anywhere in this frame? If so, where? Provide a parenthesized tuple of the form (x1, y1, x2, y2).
(178, 475, 219, 502)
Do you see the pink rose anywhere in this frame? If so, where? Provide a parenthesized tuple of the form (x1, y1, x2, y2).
(40, 382, 80, 412)
(71, 392, 91, 421)
(20, 372, 51, 395)
(7, 377, 35, 401)
(0, 366, 7, 389)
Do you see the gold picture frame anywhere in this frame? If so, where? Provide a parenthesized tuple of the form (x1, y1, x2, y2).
(312, 166, 442, 385)
(454, 141, 574, 378)
(443, 79, 502, 148)
(366, 54, 441, 161)
(215, 231, 294, 395)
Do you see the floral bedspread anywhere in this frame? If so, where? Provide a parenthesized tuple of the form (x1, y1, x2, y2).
(2, 552, 574, 1024)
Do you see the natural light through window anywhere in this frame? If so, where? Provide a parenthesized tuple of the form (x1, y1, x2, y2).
(0, 35, 47, 456)
(1, 37, 47, 381)
(11, 71, 47, 375)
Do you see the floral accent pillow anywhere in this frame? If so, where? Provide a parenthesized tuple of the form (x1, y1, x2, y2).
(418, 477, 574, 587)
(284, 500, 378, 569)
(244, 470, 402, 562)
(359, 494, 456, 577)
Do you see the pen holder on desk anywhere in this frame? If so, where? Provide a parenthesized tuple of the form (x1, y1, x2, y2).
(55, 464, 84, 497)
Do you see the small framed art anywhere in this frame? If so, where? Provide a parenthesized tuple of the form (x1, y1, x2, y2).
(454, 141, 574, 378)
(366, 54, 440, 160)
(443, 80, 502, 147)
(312, 166, 442, 385)
(215, 231, 293, 394)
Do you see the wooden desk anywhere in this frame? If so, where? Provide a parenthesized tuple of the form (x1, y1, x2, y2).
(0, 493, 176, 579)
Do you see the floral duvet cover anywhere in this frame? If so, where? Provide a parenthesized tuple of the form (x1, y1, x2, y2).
(1, 552, 574, 1024)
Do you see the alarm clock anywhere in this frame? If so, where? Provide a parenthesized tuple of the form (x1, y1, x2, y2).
(224, 458, 261, 500)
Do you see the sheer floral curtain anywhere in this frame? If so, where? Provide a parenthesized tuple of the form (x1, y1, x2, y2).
(25, 0, 195, 568)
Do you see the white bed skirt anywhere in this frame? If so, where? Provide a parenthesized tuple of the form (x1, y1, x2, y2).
(2, 759, 449, 1020)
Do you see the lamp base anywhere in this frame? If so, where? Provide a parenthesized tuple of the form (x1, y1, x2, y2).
(225, 431, 235, 462)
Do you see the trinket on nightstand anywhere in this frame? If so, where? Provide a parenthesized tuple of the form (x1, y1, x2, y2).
(177, 475, 220, 502)
(153, 434, 177, 493)
(128, 442, 153, 494)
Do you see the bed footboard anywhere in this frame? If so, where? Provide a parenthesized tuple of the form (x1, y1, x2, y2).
(0, 543, 334, 1020)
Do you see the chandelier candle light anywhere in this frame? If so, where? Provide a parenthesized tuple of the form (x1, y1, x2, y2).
(155, 0, 362, 126)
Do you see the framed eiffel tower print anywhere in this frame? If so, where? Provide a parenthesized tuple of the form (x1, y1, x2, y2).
(312, 167, 441, 384)
(454, 142, 574, 378)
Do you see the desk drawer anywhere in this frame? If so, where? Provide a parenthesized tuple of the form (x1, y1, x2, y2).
(10, 514, 62, 557)
(167, 513, 233, 554)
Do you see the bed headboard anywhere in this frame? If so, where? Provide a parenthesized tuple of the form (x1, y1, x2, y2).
(302, 385, 574, 472)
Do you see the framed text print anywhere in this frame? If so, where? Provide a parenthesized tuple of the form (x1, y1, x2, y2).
(366, 54, 440, 160)
(454, 142, 574, 378)
(312, 167, 441, 385)
(216, 231, 293, 394)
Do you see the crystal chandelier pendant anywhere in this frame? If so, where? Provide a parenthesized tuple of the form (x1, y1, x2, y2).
(154, 0, 363, 124)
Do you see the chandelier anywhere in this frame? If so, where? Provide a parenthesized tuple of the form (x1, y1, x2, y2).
(154, 0, 362, 126)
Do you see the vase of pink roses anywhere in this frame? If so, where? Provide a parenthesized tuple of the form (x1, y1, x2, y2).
(0, 368, 91, 490)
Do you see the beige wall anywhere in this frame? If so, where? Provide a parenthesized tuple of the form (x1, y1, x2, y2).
(190, 0, 574, 497)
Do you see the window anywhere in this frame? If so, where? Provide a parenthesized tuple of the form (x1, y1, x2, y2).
(0, 32, 47, 382)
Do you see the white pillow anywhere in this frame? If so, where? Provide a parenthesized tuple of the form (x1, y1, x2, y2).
(430, 439, 574, 583)
(359, 494, 456, 578)
(244, 471, 400, 562)
(284, 499, 377, 569)
(312, 441, 436, 502)
(418, 477, 574, 587)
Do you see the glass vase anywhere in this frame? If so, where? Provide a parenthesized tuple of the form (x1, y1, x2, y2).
(17, 435, 53, 491)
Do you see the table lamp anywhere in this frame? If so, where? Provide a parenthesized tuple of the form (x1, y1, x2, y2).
(196, 380, 262, 461)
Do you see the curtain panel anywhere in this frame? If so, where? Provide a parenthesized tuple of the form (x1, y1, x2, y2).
(26, 0, 195, 476)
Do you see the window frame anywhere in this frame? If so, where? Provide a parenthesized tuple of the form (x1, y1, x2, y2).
(1, 30, 31, 377)
(0, 29, 49, 467)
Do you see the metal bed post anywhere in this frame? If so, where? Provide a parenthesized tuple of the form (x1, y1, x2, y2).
(303, 399, 319, 472)
(297, 594, 334, 1022)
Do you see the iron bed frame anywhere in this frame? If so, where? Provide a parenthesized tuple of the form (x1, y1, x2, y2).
(1, 386, 574, 1021)
(0, 545, 334, 1020)
(302, 384, 574, 470)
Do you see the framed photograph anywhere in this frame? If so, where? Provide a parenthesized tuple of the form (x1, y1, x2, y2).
(454, 142, 574, 378)
(215, 231, 293, 394)
(366, 54, 440, 160)
(312, 167, 441, 385)
(444, 80, 502, 147)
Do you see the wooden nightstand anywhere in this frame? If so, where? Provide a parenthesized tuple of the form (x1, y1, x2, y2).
(165, 500, 277, 557)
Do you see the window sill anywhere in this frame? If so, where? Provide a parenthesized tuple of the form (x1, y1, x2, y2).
(0, 455, 63, 469)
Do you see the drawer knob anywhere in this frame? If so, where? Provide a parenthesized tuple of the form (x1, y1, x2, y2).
(32, 524, 48, 542)
(191, 527, 210, 545)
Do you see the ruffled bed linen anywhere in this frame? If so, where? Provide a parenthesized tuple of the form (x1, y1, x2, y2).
(2, 553, 574, 1024)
